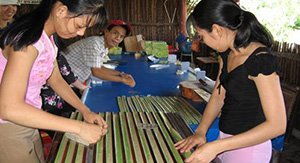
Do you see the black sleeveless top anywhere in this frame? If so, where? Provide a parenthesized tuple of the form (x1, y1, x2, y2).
(218, 47, 278, 135)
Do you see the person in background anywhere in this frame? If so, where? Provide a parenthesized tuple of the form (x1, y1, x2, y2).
(0, 0, 108, 162)
(0, 0, 19, 33)
(175, 0, 286, 163)
(40, 51, 88, 120)
(40, 33, 89, 120)
(62, 19, 136, 87)
(176, 32, 192, 54)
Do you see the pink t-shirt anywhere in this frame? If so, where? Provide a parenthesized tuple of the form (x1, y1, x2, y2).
(0, 31, 57, 123)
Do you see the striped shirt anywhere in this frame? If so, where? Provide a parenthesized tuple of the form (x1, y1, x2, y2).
(62, 36, 108, 82)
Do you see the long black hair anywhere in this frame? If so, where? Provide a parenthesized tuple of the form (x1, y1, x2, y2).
(191, 0, 273, 49)
(0, 0, 107, 51)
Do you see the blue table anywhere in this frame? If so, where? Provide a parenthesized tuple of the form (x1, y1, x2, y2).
(81, 54, 221, 142)
(84, 54, 197, 112)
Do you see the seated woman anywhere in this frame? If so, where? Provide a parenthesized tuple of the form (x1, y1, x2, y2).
(0, 0, 19, 33)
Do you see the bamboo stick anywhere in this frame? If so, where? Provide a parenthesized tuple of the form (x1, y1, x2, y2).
(95, 113, 105, 163)
(120, 112, 134, 163)
(126, 112, 144, 162)
(139, 112, 165, 162)
(113, 113, 123, 163)
(127, 96, 136, 112)
(132, 112, 154, 163)
(154, 112, 189, 161)
(105, 113, 113, 163)
(146, 112, 175, 163)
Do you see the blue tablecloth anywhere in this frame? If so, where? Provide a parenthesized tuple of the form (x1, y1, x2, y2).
(84, 54, 194, 112)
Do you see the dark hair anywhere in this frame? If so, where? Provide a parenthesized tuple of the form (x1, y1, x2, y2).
(191, 0, 273, 49)
(0, 0, 107, 51)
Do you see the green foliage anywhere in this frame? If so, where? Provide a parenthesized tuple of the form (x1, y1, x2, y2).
(240, 0, 300, 43)
(186, 0, 300, 43)
(293, 16, 300, 29)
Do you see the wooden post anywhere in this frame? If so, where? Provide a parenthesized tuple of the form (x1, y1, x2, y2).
(118, 0, 124, 20)
(180, 0, 188, 36)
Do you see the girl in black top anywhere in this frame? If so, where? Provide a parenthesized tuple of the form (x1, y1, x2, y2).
(175, 0, 286, 163)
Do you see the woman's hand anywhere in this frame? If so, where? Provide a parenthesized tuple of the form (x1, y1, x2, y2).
(72, 79, 90, 92)
(121, 73, 136, 87)
(82, 110, 108, 135)
(175, 132, 206, 153)
(184, 142, 219, 163)
(77, 84, 90, 91)
(77, 121, 107, 144)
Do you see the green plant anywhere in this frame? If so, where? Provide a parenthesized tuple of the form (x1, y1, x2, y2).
(186, 0, 300, 44)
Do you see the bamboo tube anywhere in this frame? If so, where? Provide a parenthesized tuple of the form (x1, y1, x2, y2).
(126, 112, 144, 162)
(95, 113, 105, 163)
(54, 111, 193, 162)
(146, 112, 175, 163)
(105, 113, 113, 163)
(113, 113, 123, 163)
(139, 112, 165, 162)
(155, 112, 190, 160)
(132, 112, 154, 163)
(120, 112, 134, 162)
(164, 97, 197, 124)
(55, 112, 78, 163)
(127, 96, 137, 112)
(117, 97, 125, 112)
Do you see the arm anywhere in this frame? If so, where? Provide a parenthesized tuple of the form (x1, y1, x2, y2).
(47, 62, 106, 126)
(0, 46, 106, 144)
(185, 72, 286, 163)
(71, 79, 89, 91)
(0, 46, 82, 131)
(212, 73, 286, 152)
(57, 53, 78, 84)
(97, 65, 121, 75)
(175, 57, 225, 151)
(47, 61, 89, 113)
(195, 57, 225, 136)
(56, 53, 89, 91)
(82, 38, 135, 87)
(91, 66, 136, 87)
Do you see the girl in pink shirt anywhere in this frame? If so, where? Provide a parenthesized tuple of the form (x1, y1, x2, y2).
(0, 0, 108, 162)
